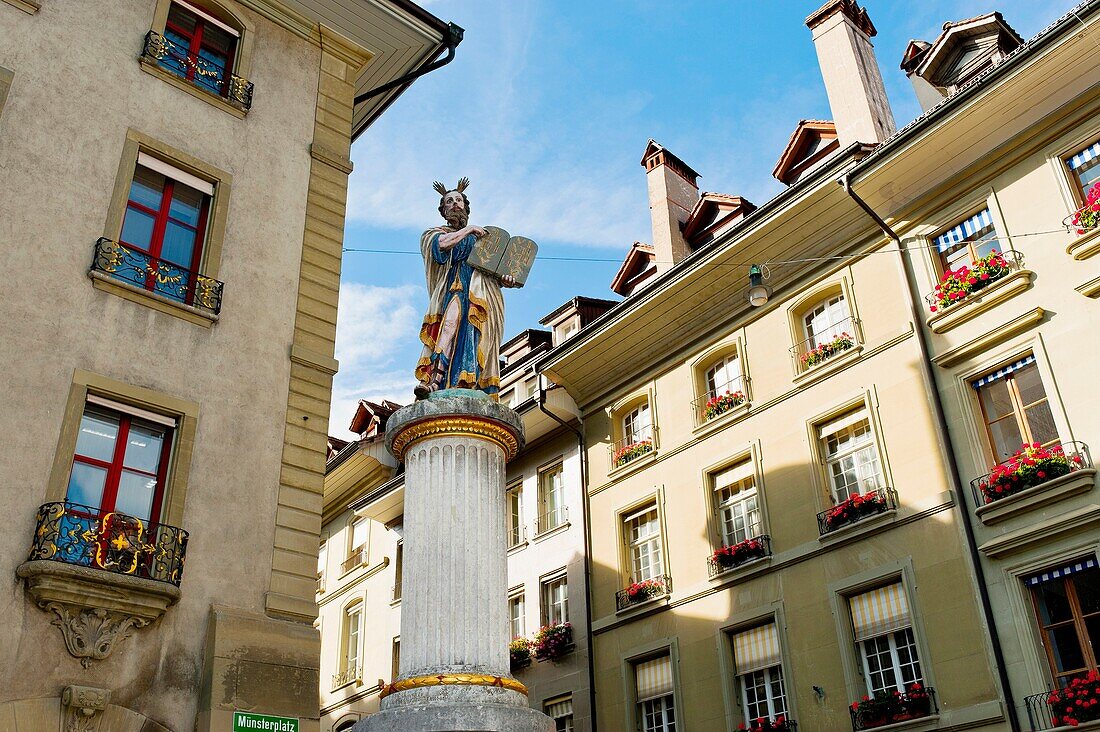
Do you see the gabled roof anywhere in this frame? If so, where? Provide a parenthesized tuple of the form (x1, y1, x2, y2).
(682, 193, 757, 247)
(912, 12, 1024, 86)
(610, 243, 657, 297)
(900, 39, 933, 72)
(538, 296, 619, 328)
(773, 120, 840, 185)
(348, 399, 402, 437)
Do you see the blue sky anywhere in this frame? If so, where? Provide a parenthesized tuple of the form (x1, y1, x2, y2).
(330, 0, 1069, 437)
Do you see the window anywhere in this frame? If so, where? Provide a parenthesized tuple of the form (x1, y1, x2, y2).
(66, 399, 175, 524)
(160, 1, 240, 99)
(819, 408, 884, 503)
(803, 294, 850, 350)
(713, 460, 761, 546)
(973, 356, 1058, 462)
(391, 636, 401, 681)
(705, 353, 743, 397)
(117, 156, 213, 304)
(317, 542, 326, 593)
(850, 583, 924, 695)
(342, 518, 368, 572)
(526, 378, 539, 400)
(933, 208, 999, 273)
(1066, 139, 1100, 201)
(545, 696, 574, 732)
(541, 574, 568, 626)
(623, 403, 653, 444)
(538, 464, 566, 533)
(509, 591, 526, 639)
(393, 541, 403, 601)
(506, 483, 523, 547)
(1026, 557, 1100, 686)
(625, 507, 664, 582)
(342, 603, 362, 676)
(732, 623, 788, 725)
(635, 654, 676, 731)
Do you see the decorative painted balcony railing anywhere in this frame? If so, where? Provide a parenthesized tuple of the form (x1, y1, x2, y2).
(1025, 673, 1100, 730)
(925, 249, 1025, 313)
(849, 685, 937, 730)
(332, 660, 361, 689)
(610, 429, 656, 469)
(142, 30, 254, 110)
(27, 502, 188, 586)
(534, 505, 569, 535)
(93, 237, 225, 314)
(971, 441, 1091, 508)
(616, 575, 671, 611)
(708, 535, 771, 577)
(692, 380, 747, 425)
(817, 488, 898, 536)
(790, 318, 859, 371)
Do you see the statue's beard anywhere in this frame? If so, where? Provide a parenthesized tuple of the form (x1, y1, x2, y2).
(444, 209, 469, 228)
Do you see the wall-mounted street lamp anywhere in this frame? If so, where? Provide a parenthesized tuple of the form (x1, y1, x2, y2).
(748, 264, 771, 307)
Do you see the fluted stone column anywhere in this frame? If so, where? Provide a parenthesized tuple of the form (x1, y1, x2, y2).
(359, 390, 553, 732)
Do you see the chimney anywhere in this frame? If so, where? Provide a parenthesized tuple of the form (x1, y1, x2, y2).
(640, 140, 700, 274)
(806, 0, 895, 148)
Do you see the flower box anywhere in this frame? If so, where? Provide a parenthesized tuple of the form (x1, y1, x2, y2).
(976, 443, 1085, 504)
(821, 490, 892, 534)
(850, 684, 934, 730)
(1048, 671, 1100, 727)
(613, 439, 653, 468)
(738, 716, 795, 731)
(703, 391, 746, 421)
(509, 637, 531, 670)
(801, 332, 855, 369)
(929, 249, 1011, 313)
(624, 578, 665, 605)
(1069, 182, 1100, 235)
(711, 536, 768, 571)
(532, 623, 573, 662)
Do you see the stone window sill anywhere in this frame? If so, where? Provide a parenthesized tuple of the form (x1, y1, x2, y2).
(615, 592, 670, 616)
(90, 271, 217, 327)
(792, 345, 863, 387)
(330, 678, 362, 693)
(692, 401, 751, 439)
(139, 59, 247, 119)
(532, 522, 571, 543)
(17, 559, 180, 622)
(608, 449, 658, 481)
(859, 714, 941, 732)
(709, 554, 772, 582)
(926, 270, 1034, 334)
(1067, 226, 1100, 260)
(975, 469, 1096, 525)
(818, 509, 897, 545)
(507, 540, 528, 556)
(3, 0, 38, 13)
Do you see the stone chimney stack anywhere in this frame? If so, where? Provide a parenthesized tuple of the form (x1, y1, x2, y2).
(806, 0, 896, 148)
(640, 140, 700, 274)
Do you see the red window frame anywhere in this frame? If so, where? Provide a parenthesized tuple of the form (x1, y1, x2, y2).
(165, 3, 237, 97)
(120, 167, 210, 304)
(70, 409, 173, 526)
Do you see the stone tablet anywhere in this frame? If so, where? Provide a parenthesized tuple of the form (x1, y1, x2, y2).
(469, 226, 538, 286)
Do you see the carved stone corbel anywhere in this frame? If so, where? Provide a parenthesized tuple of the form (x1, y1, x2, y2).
(61, 685, 110, 732)
(46, 603, 148, 668)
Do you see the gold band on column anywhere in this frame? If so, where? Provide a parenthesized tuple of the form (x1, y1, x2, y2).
(379, 672, 528, 699)
(390, 416, 520, 461)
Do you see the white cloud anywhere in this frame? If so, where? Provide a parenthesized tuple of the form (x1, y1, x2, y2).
(329, 283, 422, 438)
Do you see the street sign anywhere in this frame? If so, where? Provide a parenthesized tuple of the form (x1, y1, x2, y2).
(232, 712, 299, 732)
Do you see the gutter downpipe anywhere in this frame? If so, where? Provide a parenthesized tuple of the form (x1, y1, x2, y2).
(538, 373, 598, 732)
(353, 22, 464, 105)
(840, 173, 1021, 732)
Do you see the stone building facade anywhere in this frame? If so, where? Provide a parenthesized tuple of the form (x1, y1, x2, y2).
(0, 1, 451, 730)
(537, 2, 1100, 731)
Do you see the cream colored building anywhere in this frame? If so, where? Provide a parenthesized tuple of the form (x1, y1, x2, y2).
(537, 2, 1100, 731)
(0, 1, 453, 730)
(319, 299, 612, 731)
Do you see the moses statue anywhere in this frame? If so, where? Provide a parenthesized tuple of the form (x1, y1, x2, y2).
(413, 179, 535, 400)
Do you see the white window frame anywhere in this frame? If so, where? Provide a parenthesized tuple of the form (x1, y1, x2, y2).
(509, 591, 526, 639)
(343, 603, 362, 674)
(739, 664, 788, 725)
(821, 410, 884, 503)
(506, 483, 523, 547)
(625, 507, 664, 582)
(623, 403, 652, 444)
(538, 464, 566, 533)
(859, 627, 924, 695)
(713, 461, 761, 547)
(705, 353, 743, 396)
(803, 294, 850, 350)
(639, 695, 676, 732)
(541, 573, 568, 627)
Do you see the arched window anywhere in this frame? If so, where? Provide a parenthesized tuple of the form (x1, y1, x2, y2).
(803, 294, 850, 349)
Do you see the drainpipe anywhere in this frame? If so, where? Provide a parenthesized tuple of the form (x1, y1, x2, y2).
(353, 22, 464, 105)
(538, 371, 598, 732)
(840, 173, 1021, 732)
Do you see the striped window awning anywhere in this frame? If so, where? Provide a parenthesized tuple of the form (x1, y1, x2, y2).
(1067, 141, 1100, 170)
(732, 622, 782, 675)
(635, 654, 674, 702)
(545, 697, 573, 719)
(850, 583, 911, 642)
(934, 208, 994, 252)
(1024, 557, 1098, 587)
(972, 355, 1035, 388)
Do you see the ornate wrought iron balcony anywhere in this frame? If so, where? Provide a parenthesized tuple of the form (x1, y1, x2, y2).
(1025, 676, 1100, 730)
(92, 238, 224, 314)
(610, 429, 657, 469)
(707, 534, 771, 578)
(817, 488, 898, 536)
(332, 660, 361, 689)
(141, 30, 254, 109)
(970, 441, 1092, 508)
(790, 317, 860, 372)
(27, 502, 188, 586)
(616, 575, 672, 611)
(692, 379, 748, 425)
(850, 686, 937, 730)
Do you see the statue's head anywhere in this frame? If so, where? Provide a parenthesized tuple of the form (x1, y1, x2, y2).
(434, 178, 470, 228)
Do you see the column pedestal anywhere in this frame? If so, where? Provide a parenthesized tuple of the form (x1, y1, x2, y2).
(358, 390, 553, 732)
